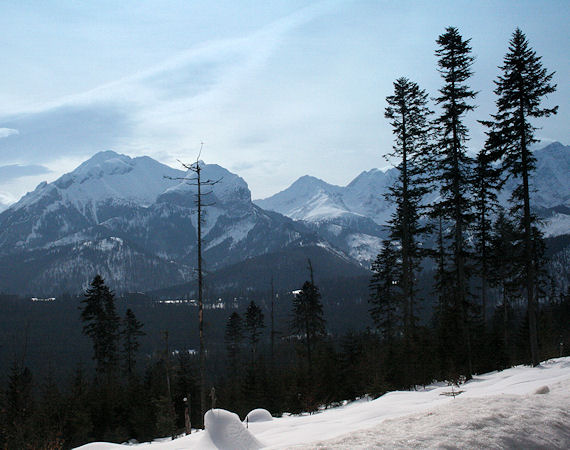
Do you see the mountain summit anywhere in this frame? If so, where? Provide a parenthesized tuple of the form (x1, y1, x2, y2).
(0, 152, 327, 295)
(0, 143, 567, 295)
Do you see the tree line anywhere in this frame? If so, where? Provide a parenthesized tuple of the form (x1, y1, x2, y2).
(369, 26, 560, 384)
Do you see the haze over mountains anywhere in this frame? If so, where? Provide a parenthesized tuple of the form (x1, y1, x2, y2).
(0, 142, 567, 296)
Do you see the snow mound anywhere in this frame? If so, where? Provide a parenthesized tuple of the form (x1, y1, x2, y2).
(245, 408, 273, 423)
(201, 408, 264, 450)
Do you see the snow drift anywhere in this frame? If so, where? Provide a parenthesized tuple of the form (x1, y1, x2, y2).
(76, 357, 570, 449)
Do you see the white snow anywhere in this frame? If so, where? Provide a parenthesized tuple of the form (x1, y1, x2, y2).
(76, 357, 570, 450)
(163, 162, 251, 206)
(543, 212, 570, 238)
(198, 409, 263, 450)
(245, 409, 273, 423)
(255, 173, 390, 225)
(12, 151, 184, 213)
(258, 143, 570, 230)
(346, 233, 383, 262)
(205, 216, 256, 250)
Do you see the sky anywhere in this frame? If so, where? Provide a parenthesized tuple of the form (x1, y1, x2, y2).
(0, 0, 568, 207)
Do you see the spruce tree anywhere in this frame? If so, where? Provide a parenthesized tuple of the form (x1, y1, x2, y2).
(384, 76, 433, 347)
(369, 240, 401, 345)
(3, 362, 35, 448)
(432, 26, 477, 377)
(80, 275, 120, 379)
(244, 301, 265, 361)
(472, 146, 501, 323)
(225, 312, 244, 376)
(489, 209, 520, 365)
(486, 28, 558, 366)
(122, 308, 145, 377)
(291, 262, 326, 376)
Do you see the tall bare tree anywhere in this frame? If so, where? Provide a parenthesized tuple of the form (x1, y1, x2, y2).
(166, 143, 220, 427)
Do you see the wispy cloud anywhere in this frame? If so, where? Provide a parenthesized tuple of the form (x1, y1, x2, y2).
(0, 0, 566, 202)
(0, 164, 51, 181)
(0, 0, 348, 195)
(0, 128, 19, 138)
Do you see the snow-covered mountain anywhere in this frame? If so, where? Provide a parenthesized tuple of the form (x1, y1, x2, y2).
(502, 142, 570, 237)
(255, 169, 397, 225)
(527, 141, 570, 209)
(0, 151, 333, 295)
(1, 143, 567, 295)
(256, 142, 570, 263)
(255, 169, 397, 263)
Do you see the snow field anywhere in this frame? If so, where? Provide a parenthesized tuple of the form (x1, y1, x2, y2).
(76, 357, 570, 449)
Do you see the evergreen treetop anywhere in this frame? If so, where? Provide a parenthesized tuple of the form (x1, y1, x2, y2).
(80, 275, 120, 378)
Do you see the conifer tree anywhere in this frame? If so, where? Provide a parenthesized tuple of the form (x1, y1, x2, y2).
(291, 261, 326, 376)
(431, 26, 477, 376)
(369, 240, 401, 345)
(225, 312, 244, 376)
(485, 28, 558, 366)
(80, 275, 120, 378)
(489, 209, 521, 365)
(472, 146, 501, 323)
(384, 76, 433, 346)
(3, 362, 35, 448)
(245, 301, 265, 361)
(122, 308, 145, 376)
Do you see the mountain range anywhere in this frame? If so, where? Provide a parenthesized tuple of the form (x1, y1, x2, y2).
(257, 141, 569, 256)
(0, 142, 567, 296)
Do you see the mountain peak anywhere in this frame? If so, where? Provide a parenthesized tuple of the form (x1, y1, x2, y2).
(12, 151, 184, 213)
(160, 162, 251, 206)
(536, 141, 567, 155)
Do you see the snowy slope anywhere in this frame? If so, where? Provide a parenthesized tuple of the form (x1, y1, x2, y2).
(13, 151, 184, 214)
(0, 152, 332, 294)
(255, 170, 397, 225)
(254, 176, 349, 221)
(258, 142, 569, 226)
(528, 142, 570, 208)
(256, 142, 570, 265)
(77, 357, 570, 449)
(254, 171, 396, 265)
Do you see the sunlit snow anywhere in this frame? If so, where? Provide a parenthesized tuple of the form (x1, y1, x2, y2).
(77, 357, 570, 449)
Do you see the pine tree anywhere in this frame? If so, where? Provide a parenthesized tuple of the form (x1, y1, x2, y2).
(244, 301, 265, 361)
(369, 240, 401, 345)
(486, 28, 558, 366)
(225, 312, 244, 376)
(431, 26, 477, 377)
(80, 275, 120, 379)
(472, 146, 501, 323)
(122, 308, 145, 377)
(290, 262, 326, 377)
(384, 77, 433, 345)
(489, 209, 520, 364)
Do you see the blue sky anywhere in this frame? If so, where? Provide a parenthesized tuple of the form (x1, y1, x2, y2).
(0, 0, 567, 206)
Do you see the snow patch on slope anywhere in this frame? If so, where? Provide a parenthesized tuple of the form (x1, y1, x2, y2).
(543, 213, 570, 238)
(346, 233, 383, 263)
(206, 217, 256, 250)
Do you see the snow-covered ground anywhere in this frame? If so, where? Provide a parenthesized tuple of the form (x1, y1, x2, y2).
(77, 357, 570, 449)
